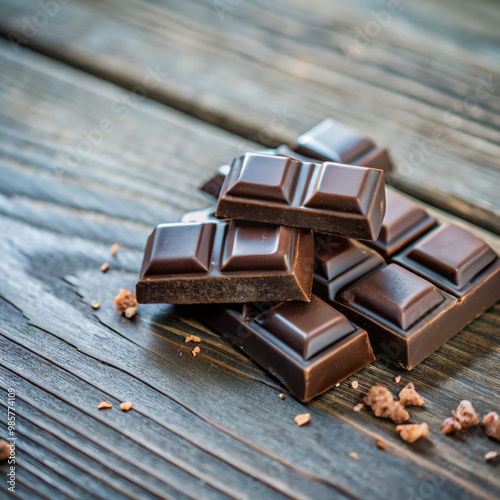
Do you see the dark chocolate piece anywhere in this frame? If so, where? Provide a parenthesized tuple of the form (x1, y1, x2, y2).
(136, 220, 314, 304)
(216, 153, 386, 240)
(313, 234, 385, 302)
(290, 118, 394, 174)
(394, 224, 500, 316)
(336, 263, 458, 369)
(200, 164, 231, 198)
(205, 295, 375, 401)
(201, 148, 276, 197)
(366, 189, 436, 257)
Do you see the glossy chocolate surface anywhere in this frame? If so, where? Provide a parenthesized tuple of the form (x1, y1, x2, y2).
(137, 221, 314, 304)
(336, 264, 457, 369)
(201, 147, 276, 197)
(313, 234, 385, 301)
(205, 296, 375, 401)
(216, 153, 386, 240)
(290, 118, 393, 174)
(367, 190, 436, 257)
(200, 164, 231, 198)
(394, 224, 500, 298)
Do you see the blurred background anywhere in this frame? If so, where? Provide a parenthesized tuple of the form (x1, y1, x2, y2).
(0, 0, 499, 235)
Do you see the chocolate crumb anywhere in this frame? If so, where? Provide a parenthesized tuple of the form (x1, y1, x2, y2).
(485, 450, 498, 461)
(375, 439, 387, 450)
(482, 412, 500, 441)
(185, 335, 201, 343)
(399, 383, 424, 407)
(351, 380, 359, 389)
(114, 289, 139, 316)
(279, 393, 286, 400)
(353, 403, 365, 412)
(100, 262, 109, 273)
(110, 243, 122, 257)
(294, 413, 310, 426)
(349, 451, 358, 460)
(120, 402, 132, 412)
(364, 385, 409, 424)
(98, 402, 112, 410)
(396, 423, 428, 443)
(125, 306, 138, 319)
(395, 375, 401, 384)
(91, 300, 100, 310)
(192, 346, 200, 357)
(453, 400, 479, 428)
(441, 416, 462, 435)
(0, 440, 11, 461)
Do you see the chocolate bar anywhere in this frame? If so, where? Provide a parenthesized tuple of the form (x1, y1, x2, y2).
(290, 118, 394, 174)
(136, 220, 314, 304)
(336, 263, 458, 369)
(216, 153, 386, 240)
(313, 222, 500, 368)
(201, 148, 277, 197)
(366, 189, 436, 258)
(313, 234, 385, 302)
(205, 295, 375, 401)
(393, 223, 500, 308)
(200, 119, 393, 199)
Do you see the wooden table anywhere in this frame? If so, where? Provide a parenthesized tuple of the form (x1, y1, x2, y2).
(0, 1, 499, 498)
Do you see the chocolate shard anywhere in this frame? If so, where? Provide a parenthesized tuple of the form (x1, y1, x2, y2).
(200, 148, 276, 197)
(200, 164, 231, 198)
(216, 153, 386, 240)
(290, 118, 394, 174)
(313, 234, 385, 301)
(205, 295, 375, 401)
(367, 190, 436, 257)
(200, 119, 393, 200)
(136, 220, 314, 304)
(336, 263, 458, 369)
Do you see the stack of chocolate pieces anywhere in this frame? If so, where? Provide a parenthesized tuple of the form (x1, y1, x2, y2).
(137, 119, 500, 402)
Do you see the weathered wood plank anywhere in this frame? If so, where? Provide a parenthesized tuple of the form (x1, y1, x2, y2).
(0, 0, 499, 231)
(0, 38, 499, 499)
(0, 398, 164, 499)
(2, 217, 496, 499)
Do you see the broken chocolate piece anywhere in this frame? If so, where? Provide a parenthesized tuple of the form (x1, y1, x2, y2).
(337, 264, 458, 369)
(137, 221, 314, 304)
(205, 296, 375, 402)
(290, 118, 393, 174)
(217, 153, 386, 240)
(367, 189, 436, 258)
(395, 224, 500, 297)
(313, 233, 385, 302)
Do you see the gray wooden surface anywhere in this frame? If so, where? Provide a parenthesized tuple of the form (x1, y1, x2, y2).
(0, 0, 499, 232)
(0, 1, 499, 498)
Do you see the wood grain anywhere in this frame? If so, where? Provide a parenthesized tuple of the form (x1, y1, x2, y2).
(0, 0, 499, 232)
(0, 40, 499, 498)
